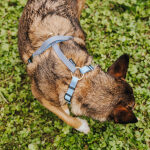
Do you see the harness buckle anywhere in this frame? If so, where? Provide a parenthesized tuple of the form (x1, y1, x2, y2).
(64, 93, 72, 104)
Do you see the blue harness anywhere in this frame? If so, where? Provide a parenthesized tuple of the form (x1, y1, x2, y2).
(28, 36, 94, 104)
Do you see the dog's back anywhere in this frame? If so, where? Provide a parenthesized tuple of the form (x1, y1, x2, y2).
(18, 0, 85, 63)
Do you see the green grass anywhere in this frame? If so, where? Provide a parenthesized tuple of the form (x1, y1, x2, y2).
(0, 0, 150, 149)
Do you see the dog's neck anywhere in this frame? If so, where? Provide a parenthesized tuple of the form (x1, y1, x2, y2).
(71, 66, 117, 122)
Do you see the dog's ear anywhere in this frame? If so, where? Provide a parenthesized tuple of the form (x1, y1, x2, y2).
(113, 105, 138, 124)
(107, 54, 129, 79)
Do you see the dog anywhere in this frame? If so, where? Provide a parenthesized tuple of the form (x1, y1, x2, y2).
(18, 0, 138, 134)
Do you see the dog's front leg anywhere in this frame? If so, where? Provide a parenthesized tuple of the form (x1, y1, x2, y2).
(41, 98, 90, 134)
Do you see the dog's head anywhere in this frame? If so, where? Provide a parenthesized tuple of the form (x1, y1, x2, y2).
(107, 54, 138, 124)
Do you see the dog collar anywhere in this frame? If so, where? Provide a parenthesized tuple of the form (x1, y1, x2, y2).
(28, 35, 94, 104)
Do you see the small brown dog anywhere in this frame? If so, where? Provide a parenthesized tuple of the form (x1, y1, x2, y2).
(18, 0, 137, 134)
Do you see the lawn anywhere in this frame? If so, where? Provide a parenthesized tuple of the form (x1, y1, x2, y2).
(0, 0, 150, 149)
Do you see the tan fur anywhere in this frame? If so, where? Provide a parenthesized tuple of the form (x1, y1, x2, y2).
(29, 15, 74, 47)
(71, 68, 116, 121)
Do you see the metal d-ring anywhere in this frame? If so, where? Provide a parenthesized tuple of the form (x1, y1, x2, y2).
(71, 67, 84, 81)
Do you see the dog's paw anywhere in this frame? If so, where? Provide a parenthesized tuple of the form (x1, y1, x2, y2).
(76, 118, 90, 134)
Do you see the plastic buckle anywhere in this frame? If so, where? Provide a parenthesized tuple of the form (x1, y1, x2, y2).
(69, 59, 76, 66)
(64, 93, 72, 104)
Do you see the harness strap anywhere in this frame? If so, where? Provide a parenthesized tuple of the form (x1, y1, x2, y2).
(80, 65, 94, 74)
(28, 35, 94, 104)
(64, 65, 94, 104)
(28, 35, 76, 73)
(64, 76, 79, 104)
(52, 44, 77, 73)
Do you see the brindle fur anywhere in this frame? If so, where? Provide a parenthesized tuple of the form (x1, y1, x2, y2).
(18, 0, 137, 133)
